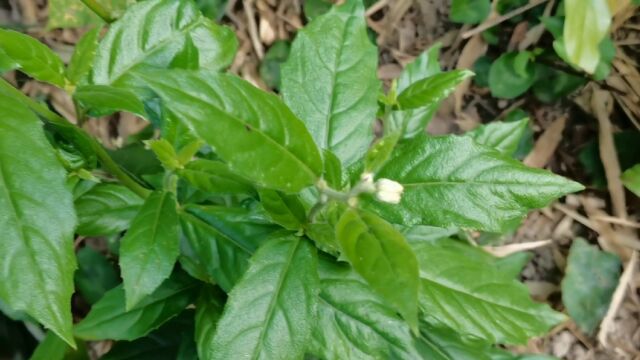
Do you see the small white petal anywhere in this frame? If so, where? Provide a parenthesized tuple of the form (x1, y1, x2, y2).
(376, 178, 404, 194)
(376, 190, 402, 204)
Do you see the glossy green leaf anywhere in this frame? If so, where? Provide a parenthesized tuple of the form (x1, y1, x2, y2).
(413, 238, 565, 344)
(489, 52, 536, 99)
(101, 311, 197, 360)
(67, 27, 101, 85)
(389, 44, 442, 138)
(622, 164, 640, 197)
(417, 322, 498, 360)
(367, 135, 583, 232)
(336, 208, 419, 330)
(563, 0, 611, 73)
(466, 119, 529, 156)
(30, 332, 88, 360)
(364, 132, 400, 173)
(48, 0, 133, 29)
(75, 183, 144, 236)
(399, 225, 458, 244)
(282, 0, 380, 166)
(180, 205, 279, 291)
(450, 0, 491, 24)
(209, 236, 319, 360)
(91, 0, 237, 86)
(258, 189, 307, 230)
(310, 257, 421, 360)
(0, 97, 76, 346)
(0, 29, 67, 87)
(397, 70, 473, 110)
(120, 191, 180, 309)
(562, 238, 620, 334)
(146, 139, 180, 171)
(178, 159, 254, 195)
(74, 85, 147, 118)
(131, 68, 322, 192)
(75, 247, 119, 305)
(195, 287, 224, 360)
(74, 272, 197, 341)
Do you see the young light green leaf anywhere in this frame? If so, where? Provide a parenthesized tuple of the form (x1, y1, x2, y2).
(367, 135, 584, 232)
(0, 48, 18, 73)
(282, 0, 380, 166)
(131, 69, 323, 192)
(75, 183, 144, 236)
(258, 189, 307, 230)
(209, 236, 319, 360)
(413, 238, 565, 344)
(66, 27, 101, 85)
(562, 238, 621, 334)
(74, 272, 197, 341)
(0, 29, 67, 87)
(74, 85, 147, 118)
(180, 205, 279, 291)
(336, 208, 419, 330)
(0, 97, 77, 346)
(178, 159, 254, 195)
(75, 247, 119, 305)
(389, 43, 443, 138)
(195, 287, 224, 360)
(91, 0, 237, 86)
(466, 118, 529, 156)
(396, 70, 473, 110)
(450, 0, 491, 24)
(30, 332, 88, 360)
(310, 257, 421, 360)
(120, 191, 180, 309)
(489, 52, 536, 99)
(146, 139, 180, 171)
(48, 0, 132, 29)
(365, 132, 400, 174)
(622, 164, 640, 197)
(563, 0, 611, 74)
(323, 150, 343, 188)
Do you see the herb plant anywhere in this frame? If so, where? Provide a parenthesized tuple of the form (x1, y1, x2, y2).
(0, 0, 584, 358)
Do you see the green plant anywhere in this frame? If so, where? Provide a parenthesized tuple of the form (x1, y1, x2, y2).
(0, 0, 584, 358)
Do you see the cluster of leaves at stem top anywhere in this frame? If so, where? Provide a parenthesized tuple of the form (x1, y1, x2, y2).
(0, 0, 584, 358)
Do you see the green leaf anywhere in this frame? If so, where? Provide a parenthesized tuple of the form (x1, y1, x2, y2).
(195, 287, 224, 360)
(180, 205, 279, 291)
(364, 132, 400, 173)
(466, 118, 529, 156)
(74, 85, 147, 118)
(389, 43, 443, 138)
(450, 0, 491, 24)
(622, 164, 640, 197)
(310, 257, 421, 360)
(258, 189, 307, 230)
(67, 27, 101, 85)
(0, 48, 18, 73)
(101, 311, 197, 360)
(366, 135, 583, 232)
(130, 69, 322, 192)
(563, 0, 611, 73)
(48, 0, 133, 29)
(336, 208, 419, 330)
(209, 236, 319, 360)
(323, 150, 343, 188)
(303, 0, 333, 20)
(145, 139, 180, 171)
(0, 29, 67, 87)
(417, 322, 498, 360)
(282, 0, 380, 166)
(562, 238, 621, 334)
(91, 0, 237, 86)
(30, 332, 88, 360)
(120, 191, 180, 309)
(489, 52, 536, 99)
(178, 159, 254, 195)
(413, 238, 565, 344)
(75, 183, 144, 236)
(399, 225, 458, 244)
(74, 271, 197, 341)
(396, 70, 473, 110)
(259, 40, 291, 90)
(532, 64, 586, 103)
(75, 247, 119, 305)
(0, 97, 76, 346)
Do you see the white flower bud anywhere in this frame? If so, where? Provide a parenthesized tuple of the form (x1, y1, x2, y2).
(375, 178, 403, 204)
(359, 172, 376, 193)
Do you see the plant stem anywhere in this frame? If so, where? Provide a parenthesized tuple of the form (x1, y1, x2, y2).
(0, 79, 151, 199)
(80, 0, 114, 23)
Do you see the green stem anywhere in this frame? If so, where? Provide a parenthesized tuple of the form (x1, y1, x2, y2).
(0, 79, 151, 198)
(80, 0, 115, 23)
